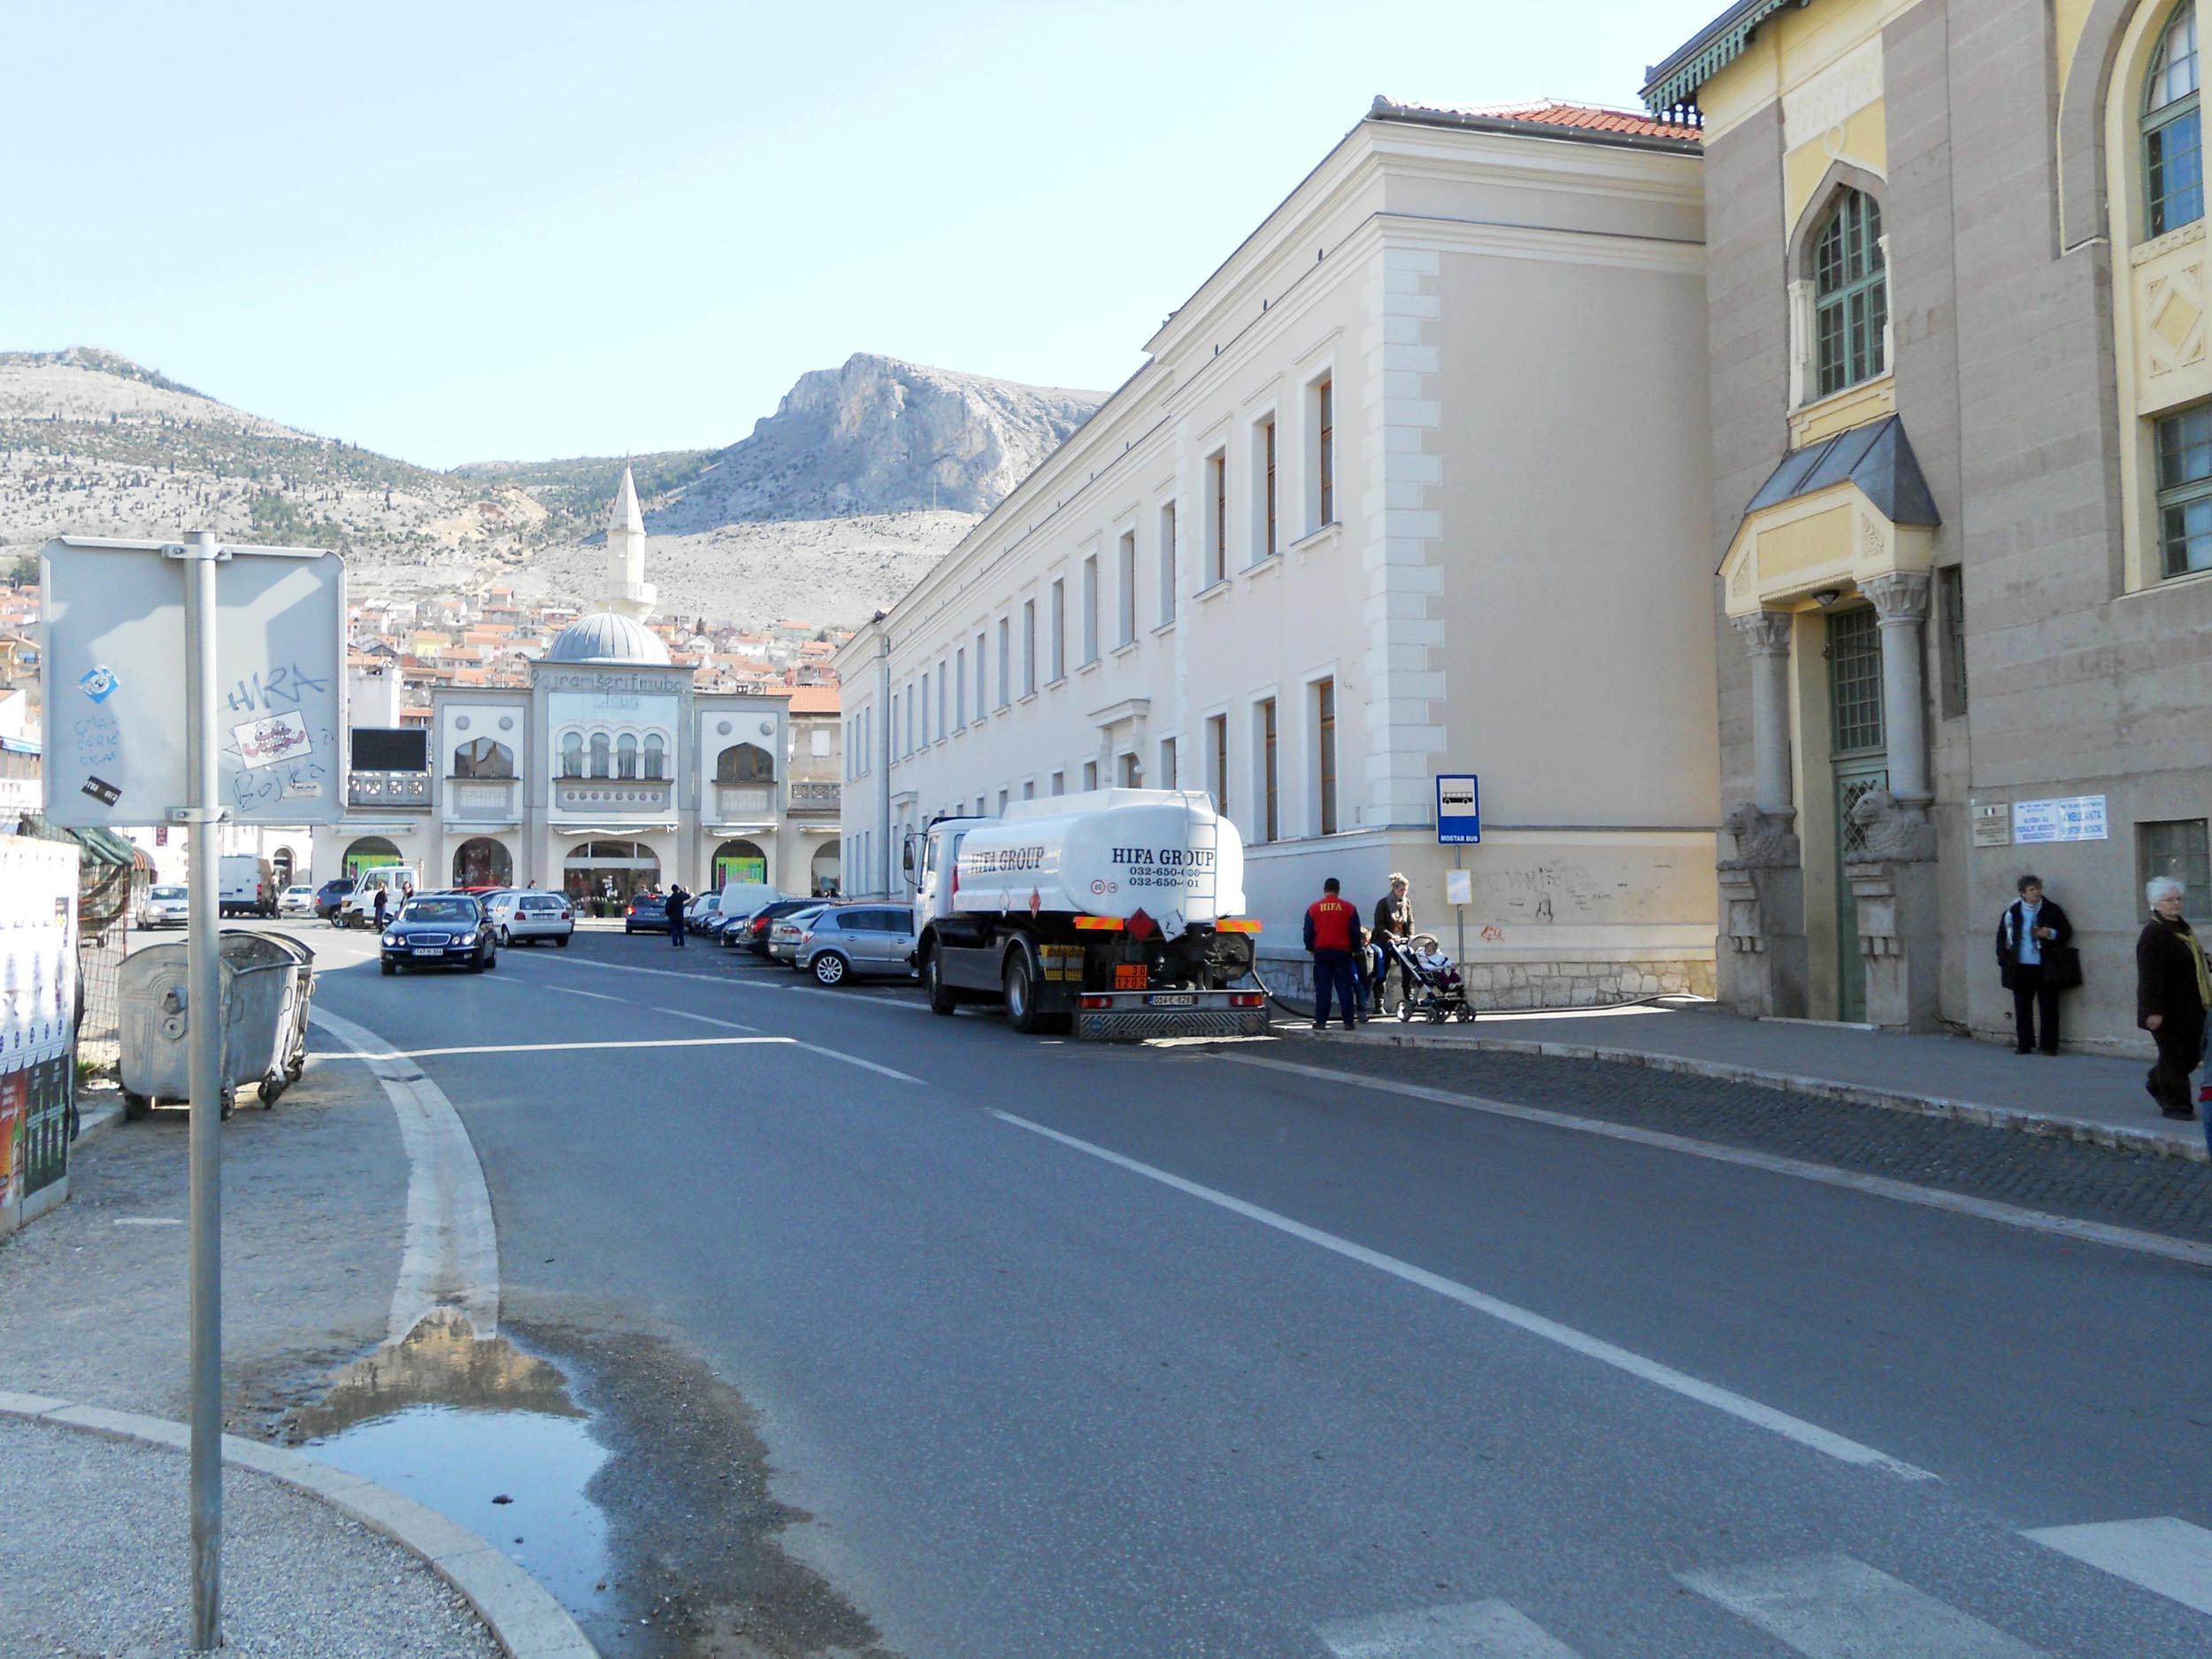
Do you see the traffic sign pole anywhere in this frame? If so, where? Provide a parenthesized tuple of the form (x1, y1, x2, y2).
(176, 531, 226, 1651)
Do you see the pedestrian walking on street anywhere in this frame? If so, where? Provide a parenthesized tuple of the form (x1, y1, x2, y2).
(1995, 873, 2075, 1056)
(667, 882, 690, 948)
(373, 885, 389, 933)
(1304, 877, 1362, 1033)
(1371, 872, 1415, 1016)
(2134, 876, 2208, 1120)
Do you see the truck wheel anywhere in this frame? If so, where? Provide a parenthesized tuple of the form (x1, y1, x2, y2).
(923, 946, 957, 1016)
(123, 1090, 151, 1121)
(1003, 950, 1045, 1035)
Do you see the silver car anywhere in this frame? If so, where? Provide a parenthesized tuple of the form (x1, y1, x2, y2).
(766, 905, 826, 964)
(137, 884, 188, 928)
(795, 905, 918, 987)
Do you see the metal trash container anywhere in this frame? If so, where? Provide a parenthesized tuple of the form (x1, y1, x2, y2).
(217, 930, 314, 1105)
(119, 931, 303, 1120)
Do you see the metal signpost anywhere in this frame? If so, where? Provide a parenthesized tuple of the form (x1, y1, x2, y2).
(1435, 774, 1480, 973)
(41, 533, 344, 1651)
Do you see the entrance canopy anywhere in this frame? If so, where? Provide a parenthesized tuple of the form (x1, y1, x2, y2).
(1720, 416, 1941, 618)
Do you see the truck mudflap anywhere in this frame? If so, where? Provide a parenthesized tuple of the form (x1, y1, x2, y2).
(1073, 987, 1270, 1041)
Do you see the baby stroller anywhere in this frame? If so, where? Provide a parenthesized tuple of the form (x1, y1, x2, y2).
(1379, 932, 1474, 1023)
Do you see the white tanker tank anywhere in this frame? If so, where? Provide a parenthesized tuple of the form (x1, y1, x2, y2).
(950, 789, 1245, 935)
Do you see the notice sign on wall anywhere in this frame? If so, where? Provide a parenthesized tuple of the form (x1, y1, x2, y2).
(1970, 803, 2012, 848)
(2013, 795, 2108, 844)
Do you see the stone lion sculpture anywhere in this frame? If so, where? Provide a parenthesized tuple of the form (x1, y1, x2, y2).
(1719, 802, 1799, 870)
(1847, 787, 1936, 863)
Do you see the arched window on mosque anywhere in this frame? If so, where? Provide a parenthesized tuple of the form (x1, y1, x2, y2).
(2147, 1, 2203, 235)
(588, 732, 611, 780)
(617, 733, 639, 780)
(1812, 188, 1886, 396)
(642, 733, 665, 780)
(560, 732, 584, 779)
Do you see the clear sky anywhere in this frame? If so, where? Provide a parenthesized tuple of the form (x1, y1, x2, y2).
(7, 1, 1722, 469)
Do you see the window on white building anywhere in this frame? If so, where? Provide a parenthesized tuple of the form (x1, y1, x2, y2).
(1049, 580, 1066, 680)
(1308, 374, 1335, 532)
(588, 732, 611, 779)
(1159, 735, 1178, 790)
(1255, 697, 1279, 842)
(1083, 759, 1099, 791)
(1117, 530, 1137, 647)
(560, 732, 583, 778)
(1022, 599, 1037, 695)
(810, 727, 831, 757)
(996, 618, 1010, 709)
(938, 661, 949, 735)
(1252, 412, 1279, 563)
(1157, 502, 1178, 626)
(643, 733, 664, 780)
(920, 672, 931, 743)
(1080, 555, 1100, 664)
(1023, 778, 1035, 800)
(1206, 713, 1228, 820)
(1204, 451, 1227, 586)
(1118, 751, 1141, 787)
(1050, 770, 1065, 796)
(955, 648, 967, 726)
(1313, 676, 1337, 835)
(997, 788, 1009, 814)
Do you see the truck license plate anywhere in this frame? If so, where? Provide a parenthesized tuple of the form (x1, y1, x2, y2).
(1146, 993, 1196, 1007)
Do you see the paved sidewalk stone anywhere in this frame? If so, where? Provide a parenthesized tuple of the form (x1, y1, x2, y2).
(1287, 1002, 2207, 1161)
(0, 1413, 497, 1658)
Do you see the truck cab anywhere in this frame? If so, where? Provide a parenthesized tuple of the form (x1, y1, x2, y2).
(906, 792, 1265, 1039)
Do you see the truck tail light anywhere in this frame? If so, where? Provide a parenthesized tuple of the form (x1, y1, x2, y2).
(1229, 992, 1266, 1009)
(1079, 995, 1112, 1010)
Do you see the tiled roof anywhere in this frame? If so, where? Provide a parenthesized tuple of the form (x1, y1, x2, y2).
(786, 685, 841, 714)
(1371, 96, 1701, 148)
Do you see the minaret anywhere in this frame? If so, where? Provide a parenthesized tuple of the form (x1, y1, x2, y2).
(599, 466, 657, 619)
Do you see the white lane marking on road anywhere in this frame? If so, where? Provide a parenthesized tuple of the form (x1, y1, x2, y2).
(2023, 1517, 2212, 1617)
(1678, 1554, 2044, 1657)
(652, 1006, 759, 1033)
(544, 984, 624, 1002)
(539, 953, 933, 1010)
(111, 1217, 182, 1228)
(311, 1005, 501, 1342)
(321, 1036, 793, 1059)
(991, 1111, 1934, 1480)
(1318, 1598, 1582, 1656)
(1223, 1055, 2212, 1271)
(787, 1041, 925, 1084)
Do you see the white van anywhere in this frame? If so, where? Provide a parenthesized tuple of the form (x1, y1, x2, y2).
(219, 855, 277, 918)
(337, 864, 421, 928)
(703, 882, 780, 936)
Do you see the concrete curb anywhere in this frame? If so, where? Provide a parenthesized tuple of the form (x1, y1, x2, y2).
(72, 1095, 127, 1146)
(0, 1394, 597, 1659)
(1279, 1025, 2209, 1164)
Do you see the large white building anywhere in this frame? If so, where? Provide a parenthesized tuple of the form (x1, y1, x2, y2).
(315, 472, 844, 900)
(837, 99, 1723, 1004)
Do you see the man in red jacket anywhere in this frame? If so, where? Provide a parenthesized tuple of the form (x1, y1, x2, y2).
(1304, 877, 1362, 1033)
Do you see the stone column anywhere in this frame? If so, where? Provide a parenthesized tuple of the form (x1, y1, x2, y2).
(1732, 610, 1796, 817)
(1864, 571, 1932, 806)
(1718, 610, 1808, 1019)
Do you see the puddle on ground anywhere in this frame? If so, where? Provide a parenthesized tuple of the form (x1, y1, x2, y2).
(288, 1307, 613, 1617)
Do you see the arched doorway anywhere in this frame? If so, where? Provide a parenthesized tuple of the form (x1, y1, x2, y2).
(271, 845, 296, 887)
(564, 839, 660, 902)
(810, 842, 841, 898)
(452, 837, 513, 888)
(711, 838, 767, 890)
(342, 836, 403, 876)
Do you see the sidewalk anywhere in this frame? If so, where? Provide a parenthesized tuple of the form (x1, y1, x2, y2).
(1283, 1001, 2208, 1164)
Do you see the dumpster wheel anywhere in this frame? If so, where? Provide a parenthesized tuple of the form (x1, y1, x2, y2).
(257, 1072, 285, 1109)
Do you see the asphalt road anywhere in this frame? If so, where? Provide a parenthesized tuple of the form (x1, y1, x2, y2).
(299, 920, 2212, 1659)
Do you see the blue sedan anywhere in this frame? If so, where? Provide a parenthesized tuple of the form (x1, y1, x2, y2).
(380, 894, 498, 975)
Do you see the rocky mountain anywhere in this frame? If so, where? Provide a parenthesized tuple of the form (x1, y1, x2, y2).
(0, 348, 1102, 626)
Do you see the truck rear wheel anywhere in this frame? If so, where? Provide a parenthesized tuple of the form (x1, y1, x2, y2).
(923, 945, 957, 1016)
(1003, 949, 1044, 1035)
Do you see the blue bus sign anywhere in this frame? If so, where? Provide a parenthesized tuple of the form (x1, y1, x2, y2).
(1436, 774, 1480, 845)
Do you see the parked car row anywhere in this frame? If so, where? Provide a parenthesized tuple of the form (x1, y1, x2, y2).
(615, 888, 918, 987)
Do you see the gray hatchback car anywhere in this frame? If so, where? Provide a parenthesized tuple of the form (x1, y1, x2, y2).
(795, 905, 917, 986)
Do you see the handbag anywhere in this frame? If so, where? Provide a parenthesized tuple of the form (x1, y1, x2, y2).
(2042, 944, 2083, 991)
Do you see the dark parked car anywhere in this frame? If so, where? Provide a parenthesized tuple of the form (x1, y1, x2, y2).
(726, 897, 816, 954)
(380, 893, 497, 975)
(624, 893, 670, 934)
(314, 877, 356, 921)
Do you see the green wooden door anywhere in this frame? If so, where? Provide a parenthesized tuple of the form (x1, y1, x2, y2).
(1827, 608, 1886, 1024)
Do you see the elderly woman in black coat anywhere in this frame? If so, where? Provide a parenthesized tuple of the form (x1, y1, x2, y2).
(2136, 876, 2211, 1120)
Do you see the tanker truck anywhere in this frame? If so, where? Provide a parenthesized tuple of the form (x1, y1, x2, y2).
(907, 788, 1269, 1039)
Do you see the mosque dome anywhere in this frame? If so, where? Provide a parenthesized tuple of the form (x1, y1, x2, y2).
(546, 611, 671, 665)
